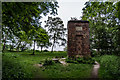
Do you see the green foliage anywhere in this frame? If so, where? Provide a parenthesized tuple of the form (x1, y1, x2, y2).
(97, 55, 120, 79)
(35, 50, 40, 52)
(2, 51, 93, 78)
(35, 28, 50, 52)
(42, 63, 92, 78)
(82, 2, 120, 55)
(66, 58, 78, 64)
(91, 49, 99, 57)
(43, 58, 54, 66)
(43, 49, 49, 52)
(45, 16, 67, 52)
(2, 2, 59, 52)
(2, 53, 33, 79)
(66, 57, 95, 64)
(116, 1, 120, 20)
(2, 2, 59, 34)
(30, 27, 50, 54)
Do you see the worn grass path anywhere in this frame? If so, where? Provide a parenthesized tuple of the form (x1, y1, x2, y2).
(91, 61, 100, 78)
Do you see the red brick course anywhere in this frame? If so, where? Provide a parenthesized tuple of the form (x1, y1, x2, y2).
(67, 20, 90, 57)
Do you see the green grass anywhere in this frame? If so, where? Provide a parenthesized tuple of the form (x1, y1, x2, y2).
(40, 63, 92, 78)
(95, 55, 120, 79)
(2, 51, 93, 79)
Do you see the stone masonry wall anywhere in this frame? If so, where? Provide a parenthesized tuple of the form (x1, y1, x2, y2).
(67, 20, 90, 57)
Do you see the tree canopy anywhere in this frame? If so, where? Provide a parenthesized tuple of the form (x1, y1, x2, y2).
(2, 2, 59, 53)
(45, 16, 67, 52)
(82, 1, 120, 55)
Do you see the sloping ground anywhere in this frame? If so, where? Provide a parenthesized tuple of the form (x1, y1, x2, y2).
(96, 55, 120, 79)
(2, 51, 94, 78)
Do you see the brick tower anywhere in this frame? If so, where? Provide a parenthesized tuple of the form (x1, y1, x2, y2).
(67, 20, 90, 57)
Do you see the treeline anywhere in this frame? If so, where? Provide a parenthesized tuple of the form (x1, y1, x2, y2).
(82, 1, 120, 56)
(2, 2, 66, 54)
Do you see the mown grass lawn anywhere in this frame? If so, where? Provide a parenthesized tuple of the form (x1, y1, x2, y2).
(2, 51, 93, 79)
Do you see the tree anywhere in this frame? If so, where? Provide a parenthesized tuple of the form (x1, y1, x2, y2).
(81, 2, 120, 55)
(45, 16, 67, 52)
(2, 2, 59, 52)
(36, 28, 50, 53)
(27, 25, 50, 55)
(116, 1, 120, 20)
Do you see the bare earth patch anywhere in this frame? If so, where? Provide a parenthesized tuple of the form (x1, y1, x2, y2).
(34, 58, 67, 68)
(59, 58, 67, 65)
(91, 61, 100, 78)
(34, 64, 43, 67)
(52, 58, 67, 66)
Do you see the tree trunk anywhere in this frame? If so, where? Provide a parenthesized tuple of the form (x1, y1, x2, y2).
(2, 28, 8, 52)
(2, 40, 6, 52)
(51, 37, 56, 53)
(16, 41, 21, 52)
(2, 36, 7, 53)
(32, 40, 35, 55)
(21, 47, 24, 52)
(51, 42, 55, 53)
(10, 44, 12, 51)
(21, 43, 27, 52)
(41, 46, 43, 53)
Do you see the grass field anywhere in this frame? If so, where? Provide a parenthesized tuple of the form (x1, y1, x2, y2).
(2, 51, 93, 79)
(3, 51, 120, 79)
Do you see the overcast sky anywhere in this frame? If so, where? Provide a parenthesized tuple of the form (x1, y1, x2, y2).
(33, 0, 89, 51)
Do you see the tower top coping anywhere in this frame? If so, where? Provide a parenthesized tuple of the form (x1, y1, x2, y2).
(68, 20, 89, 23)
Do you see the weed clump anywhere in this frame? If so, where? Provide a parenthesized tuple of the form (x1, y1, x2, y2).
(66, 56, 95, 64)
(98, 55, 120, 79)
(43, 58, 55, 66)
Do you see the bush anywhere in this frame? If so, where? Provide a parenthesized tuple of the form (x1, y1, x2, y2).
(66, 57, 95, 64)
(76, 57, 84, 63)
(43, 58, 54, 66)
(66, 58, 78, 64)
(55, 56, 64, 58)
(99, 55, 120, 79)
(57, 51, 65, 53)
(35, 50, 40, 52)
(91, 50, 99, 57)
(43, 50, 49, 52)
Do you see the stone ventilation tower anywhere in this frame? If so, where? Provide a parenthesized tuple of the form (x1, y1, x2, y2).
(67, 20, 90, 57)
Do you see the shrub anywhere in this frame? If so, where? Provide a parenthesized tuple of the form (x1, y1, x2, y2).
(57, 51, 65, 53)
(43, 58, 54, 66)
(66, 57, 95, 64)
(76, 57, 84, 63)
(43, 50, 49, 52)
(55, 56, 64, 58)
(99, 55, 120, 79)
(35, 50, 40, 52)
(91, 50, 99, 57)
(66, 58, 77, 63)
